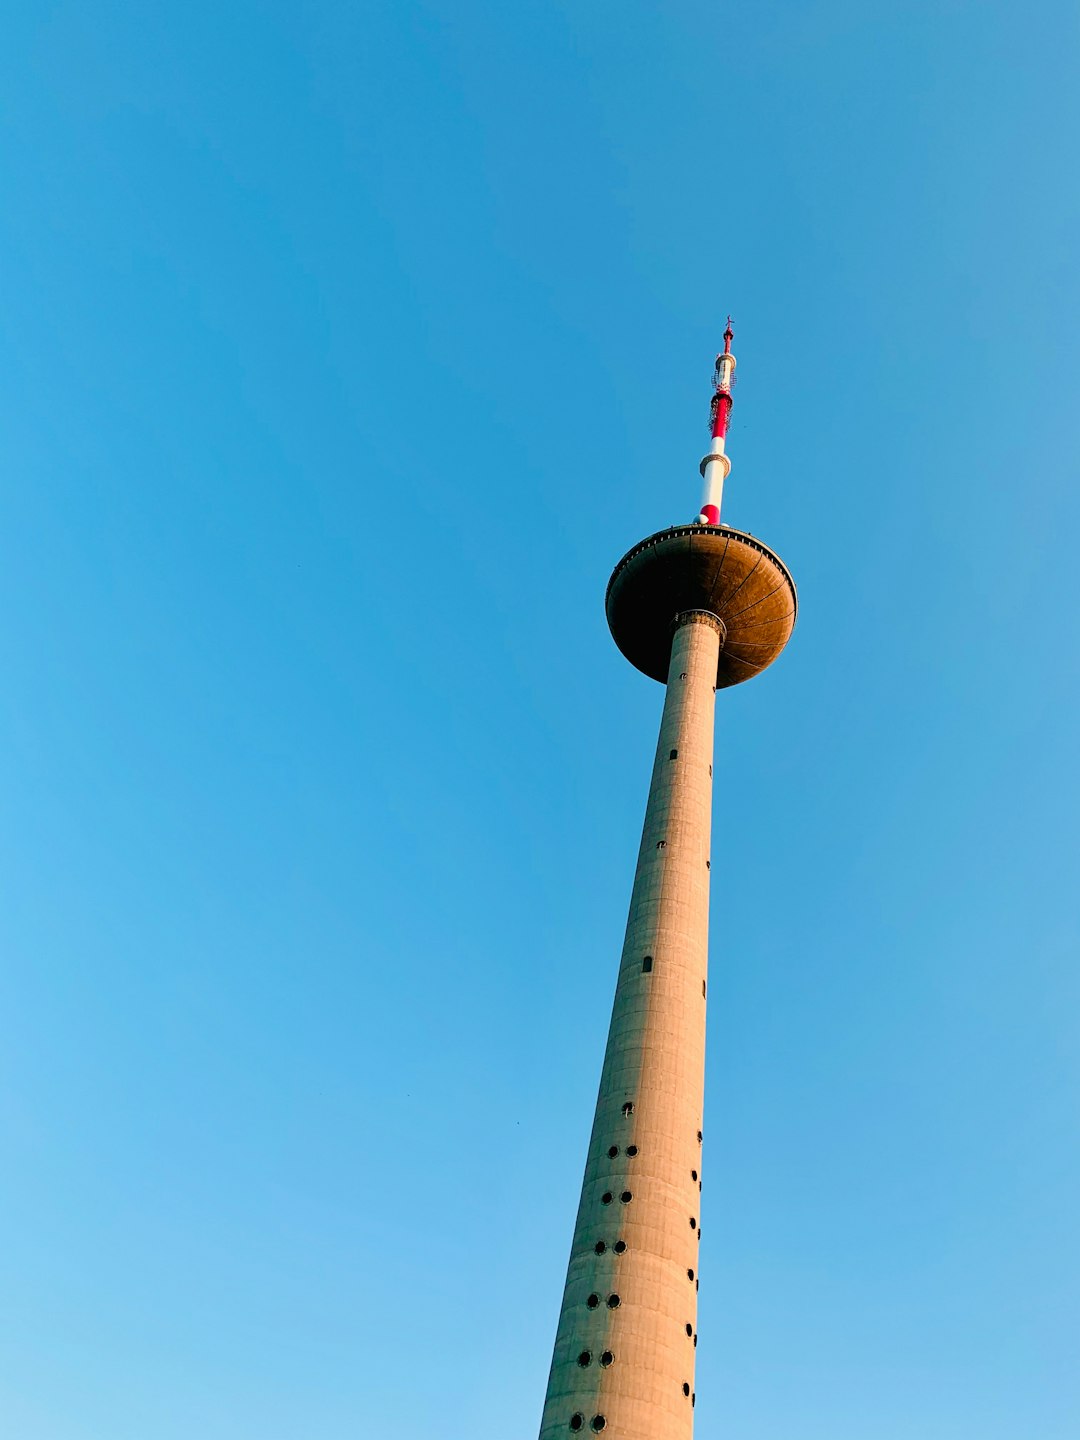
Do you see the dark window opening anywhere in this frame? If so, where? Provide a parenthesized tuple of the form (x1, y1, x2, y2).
(697, 1130, 703, 1143)
(594, 1241, 606, 1255)
(669, 749, 678, 760)
(692, 1394, 696, 1407)
(696, 1279, 700, 1291)
(577, 1351, 592, 1368)
(599, 1350, 614, 1367)
(612, 1240, 627, 1254)
(687, 1268, 695, 1281)
(656, 840, 667, 850)
(570, 1416, 584, 1432)
(607, 1294, 621, 1309)
(680, 671, 687, 679)
(702, 980, 707, 997)
(620, 1191, 632, 1203)
(601, 1192, 613, 1205)
(705, 859, 710, 870)
(690, 1217, 697, 1229)
(591, 1419, 607, 1434)
(622, 1102, 634, 1117)
(641, 956, 653, 973)
(626, 1144, 638, 1156)
(709, 764, 712, 776)
(686, 1323, 693, 1336)
(683, 1383, 691, 1398)
(694, 1334, 698, 1347)
(691, 1170, 698, 1181)
(607, 1145, 619, 1158)
(586, 1294, 600, 1310)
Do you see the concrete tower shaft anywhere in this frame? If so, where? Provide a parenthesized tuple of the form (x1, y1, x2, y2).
(538, 611, 720, 1440)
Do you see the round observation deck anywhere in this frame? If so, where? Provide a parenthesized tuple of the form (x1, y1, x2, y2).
(606, 524, 797, 688)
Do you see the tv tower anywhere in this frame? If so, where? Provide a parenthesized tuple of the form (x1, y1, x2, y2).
(538, 326, 797, 1438)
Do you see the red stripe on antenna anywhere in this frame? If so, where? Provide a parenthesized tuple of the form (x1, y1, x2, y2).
(711, 392, 732, 441)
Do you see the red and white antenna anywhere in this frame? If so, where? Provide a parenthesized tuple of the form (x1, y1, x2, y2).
(696, 319, 736, 525)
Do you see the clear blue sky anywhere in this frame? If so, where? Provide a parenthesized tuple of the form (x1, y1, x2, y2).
(1, 4, 1077, 1437)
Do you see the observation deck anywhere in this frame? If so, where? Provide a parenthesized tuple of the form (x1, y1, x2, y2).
(606, 524, 797, 688)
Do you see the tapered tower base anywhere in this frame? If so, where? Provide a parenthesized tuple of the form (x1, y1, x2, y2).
(538, 610, 721, 1439)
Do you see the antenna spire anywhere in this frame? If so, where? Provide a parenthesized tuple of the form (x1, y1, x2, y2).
(697, 320, 736, 525)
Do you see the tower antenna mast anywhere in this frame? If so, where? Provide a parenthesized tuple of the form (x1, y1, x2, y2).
(697, 317, 736, 526)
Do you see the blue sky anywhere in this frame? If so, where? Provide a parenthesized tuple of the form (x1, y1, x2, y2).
(1, 3, 1078, 1437)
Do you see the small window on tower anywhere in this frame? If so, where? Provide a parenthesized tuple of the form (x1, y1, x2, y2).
(656, 840, 666, 850)
(622, 1102, 634, 1117)
(669, 749, 678, 760)
(570, 1416, 585, 1432)
(702, 980, 707, 998)
(642, 956, 653, 973)
(594, 1241, 607, 1255)
(680, 671, 688, 679)
(626, 1144, 638, 1156)
(607, 1146, 619, 1158)
(612, 1240, 627, 1254)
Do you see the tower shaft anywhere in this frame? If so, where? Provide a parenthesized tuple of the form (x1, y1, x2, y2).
(539, 610, 720, 1439)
